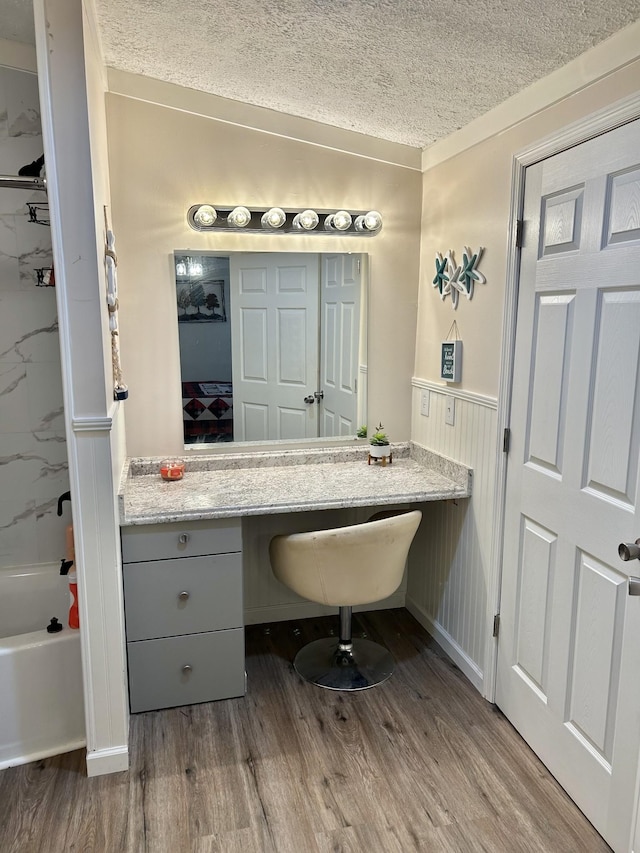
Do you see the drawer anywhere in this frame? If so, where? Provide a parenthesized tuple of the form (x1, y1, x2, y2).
(124, 553, 242, 640)
(121, 518, 241, 563)
(127, 628, 245, 713)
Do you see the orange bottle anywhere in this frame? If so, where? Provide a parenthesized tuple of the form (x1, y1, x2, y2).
(67, 569, 80, 629)
(59, 559, 79, 629)
(58, 491, 79, 629)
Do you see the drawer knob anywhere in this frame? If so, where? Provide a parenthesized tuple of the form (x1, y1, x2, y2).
(178, 590, 190, 602)
(182, 664, 193, 675)
(178, 533, 190, 545)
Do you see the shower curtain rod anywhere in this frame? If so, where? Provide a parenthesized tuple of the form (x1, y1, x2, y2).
(0, 174, 47, 192)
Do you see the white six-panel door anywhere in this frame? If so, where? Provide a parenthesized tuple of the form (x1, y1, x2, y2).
(497, 118, 640, 853)
(320, 254, 362, 437)
(230, 253, 319, 441)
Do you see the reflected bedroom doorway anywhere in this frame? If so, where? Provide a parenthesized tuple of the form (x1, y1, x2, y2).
(175, 252, 368, 447)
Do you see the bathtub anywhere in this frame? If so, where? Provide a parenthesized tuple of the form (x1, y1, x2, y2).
(0, 563, 85, 770)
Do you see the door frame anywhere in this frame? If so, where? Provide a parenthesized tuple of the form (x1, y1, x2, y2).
(487, 90, 640, 702)
(486, 90, 640, 848)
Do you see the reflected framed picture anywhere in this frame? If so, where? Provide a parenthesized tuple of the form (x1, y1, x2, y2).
(177, 279, 226, 323)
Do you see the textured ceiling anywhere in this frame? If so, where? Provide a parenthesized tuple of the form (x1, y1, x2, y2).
(0, 0, 36, 44)
(3, 0, 640, 149)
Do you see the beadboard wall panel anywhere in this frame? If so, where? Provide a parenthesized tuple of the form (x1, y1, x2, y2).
(408, 381, 498, 691)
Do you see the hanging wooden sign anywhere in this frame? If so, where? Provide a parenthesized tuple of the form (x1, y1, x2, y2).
(441, 340, 462, 383)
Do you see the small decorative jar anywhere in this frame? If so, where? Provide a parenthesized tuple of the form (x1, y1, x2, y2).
(159, 459, 185, 481)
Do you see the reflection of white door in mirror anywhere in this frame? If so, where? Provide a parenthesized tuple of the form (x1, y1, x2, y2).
(320, 254, 361, 437)
(230, 253, 319, 441)
(175, 251, 367, 446)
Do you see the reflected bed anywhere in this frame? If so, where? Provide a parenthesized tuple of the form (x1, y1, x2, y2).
(182, 381, 233, 443)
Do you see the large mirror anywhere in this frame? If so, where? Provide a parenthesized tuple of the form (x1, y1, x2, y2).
(174, 251, 368, 446)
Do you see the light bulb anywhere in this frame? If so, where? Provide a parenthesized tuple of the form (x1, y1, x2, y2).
(334, 211, 352, 230)
(188, 259, 203, 276)
(261, 207, 286, 229)
(355, 210, 383, 232)
(364, 210, 382, 230)
(292, 209, 319, 231)
(175, 260, 187, 276)
(227, 206, 251, 228)
(325, 210, 352, 231)
(193, 204, 217, 227)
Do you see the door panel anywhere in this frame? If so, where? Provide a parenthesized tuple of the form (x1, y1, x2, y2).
(320, 254, 361, 437)
(277, 308, 308, 384)
(526, 294, 574, 473)
(514, 517, 556, 696)
(541, 186, 584, 254)
(567, 552, 626, 763)
(586, 291, 640, 503)
(239, 308, 268, 381)
(606, 167, 640, 245)
(230, 253, 319, 441)
(498, 118, 640, 853)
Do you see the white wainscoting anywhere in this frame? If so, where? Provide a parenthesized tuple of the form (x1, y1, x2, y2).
(407, 379, 499, 694)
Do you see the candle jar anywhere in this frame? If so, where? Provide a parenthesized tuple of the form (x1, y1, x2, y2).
(159, 459, 185, 481)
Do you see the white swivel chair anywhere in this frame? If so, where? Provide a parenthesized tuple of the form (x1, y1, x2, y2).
(269, 510, 422, 690)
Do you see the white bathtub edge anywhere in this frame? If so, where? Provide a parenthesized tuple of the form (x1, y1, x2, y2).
(0, 627, 85, 771)
(85, 744, 129, 776)
(0, 737, 86, 771)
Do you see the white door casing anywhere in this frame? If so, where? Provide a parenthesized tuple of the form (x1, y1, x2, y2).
(320, 254, 362, 437)
(497, 118, 640, 853)
(230, 253, 319, 441)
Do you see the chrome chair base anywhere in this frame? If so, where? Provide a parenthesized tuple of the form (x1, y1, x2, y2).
(293, 637, 394, 691)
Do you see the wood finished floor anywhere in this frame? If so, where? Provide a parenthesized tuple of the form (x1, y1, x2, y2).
(0, 609, 611, 853)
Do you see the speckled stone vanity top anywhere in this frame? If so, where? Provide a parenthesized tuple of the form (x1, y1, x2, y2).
(118, 442, 472, 526)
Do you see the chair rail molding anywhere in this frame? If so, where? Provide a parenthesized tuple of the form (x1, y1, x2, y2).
(411, 376, 498, 410)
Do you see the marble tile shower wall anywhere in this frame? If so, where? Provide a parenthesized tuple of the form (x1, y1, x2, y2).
(0, 67, 69, 569)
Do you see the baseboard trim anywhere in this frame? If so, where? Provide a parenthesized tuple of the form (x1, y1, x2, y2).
(244, 593, 406, 626)
(405, 597, 484, 694)
(0, 738, 86, 772)
(85, 744, 129, 777)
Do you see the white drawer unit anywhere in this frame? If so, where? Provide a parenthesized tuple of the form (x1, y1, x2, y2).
(121, 518, 245, 713)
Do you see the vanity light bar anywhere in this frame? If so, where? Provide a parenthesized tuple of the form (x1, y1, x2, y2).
(187, 205, 383, 236)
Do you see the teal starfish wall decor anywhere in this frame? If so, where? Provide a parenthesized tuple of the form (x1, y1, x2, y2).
(433, 251, 460, 302)
(434, 247, 485, 309)
(457, 246, 486, 299)
(433, 253, 450, 297)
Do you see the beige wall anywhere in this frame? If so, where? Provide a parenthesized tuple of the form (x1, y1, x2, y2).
(106, 95, 422, 457)
(415, 58, 640, 398)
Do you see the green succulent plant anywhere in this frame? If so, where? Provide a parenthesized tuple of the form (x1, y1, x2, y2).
(369, 423, 389, 446)
(356, 425, 368, 439)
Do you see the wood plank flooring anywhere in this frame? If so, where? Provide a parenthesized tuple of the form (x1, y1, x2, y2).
(0, 609, 611, 852)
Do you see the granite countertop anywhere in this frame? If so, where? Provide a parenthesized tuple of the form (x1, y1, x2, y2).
(118, 442, 472, 526)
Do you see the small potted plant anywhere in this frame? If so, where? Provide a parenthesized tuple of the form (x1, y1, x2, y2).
(368, 422, 392, 464)
(357, 425, 368, 439)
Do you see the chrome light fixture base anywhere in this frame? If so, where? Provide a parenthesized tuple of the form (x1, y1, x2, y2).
(187, 205, 382, 236)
